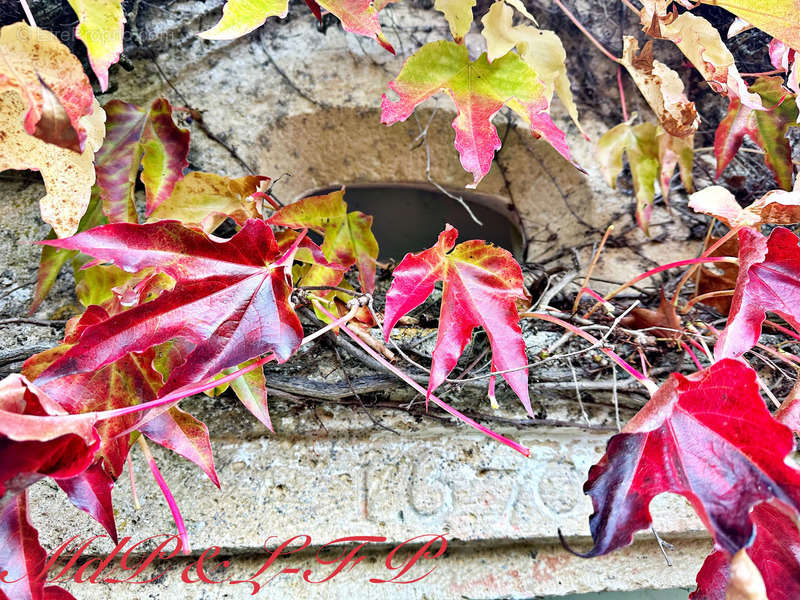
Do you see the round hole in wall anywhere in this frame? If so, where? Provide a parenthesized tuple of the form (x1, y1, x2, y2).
(301, 183, 526, 261)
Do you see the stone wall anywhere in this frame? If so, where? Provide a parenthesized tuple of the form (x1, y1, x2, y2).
(0, 0, 717, 597)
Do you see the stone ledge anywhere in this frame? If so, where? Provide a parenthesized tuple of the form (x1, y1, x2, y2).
(53, 538, 711, 599)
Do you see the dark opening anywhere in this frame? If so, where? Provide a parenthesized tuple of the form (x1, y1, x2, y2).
(303, 183, 525, 260)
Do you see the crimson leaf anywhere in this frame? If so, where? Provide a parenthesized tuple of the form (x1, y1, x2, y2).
(715, 226, 800, 360)
(34, 219, 303, 393)
(383, 225, 531, 414)
(573, 359, 800, 558)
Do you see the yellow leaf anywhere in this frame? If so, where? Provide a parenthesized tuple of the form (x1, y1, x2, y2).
(148, 172, 268, 233)
(67, 0, 126, 91)
(620, 36, 698, 137)
(434, 0, 476, 41)
(0, 92, 105, 237)
(481, 0, 581, 132)
(642, 10, 763, 109)
(701, 0, 800, 51)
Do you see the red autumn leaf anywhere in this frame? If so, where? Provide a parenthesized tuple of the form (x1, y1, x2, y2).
(691, 502, 800, 600)
(619, 291, 682, 339)
(22, 306, 162, 480)
(714, 77, 798, 191)
(55, 463, 117, 542)
(139, 407, 219, 488)
(0, 491, 76, 600)
(574, 359, 800, 558)
(383, 225, 531, 414)
(268, 189, 377, 293)
(715, 227, 800, 360)
(95, 99, 190, 222)
(0, 374, 98, 505)
(34, 219, 304, 393)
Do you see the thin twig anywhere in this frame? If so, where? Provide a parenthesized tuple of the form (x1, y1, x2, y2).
(0, 318, 67, 327)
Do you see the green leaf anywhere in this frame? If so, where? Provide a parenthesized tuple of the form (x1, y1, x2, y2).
(381, 40, 577, 186)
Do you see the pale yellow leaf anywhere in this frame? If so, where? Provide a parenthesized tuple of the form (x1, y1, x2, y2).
(0, 92, 105, 237)
(67, 0, 126, 91)
(481, 1, 581, 131)
(644, 11, 763, 109)
(435, 0, 476, 41)
(620, 36, 698, 137)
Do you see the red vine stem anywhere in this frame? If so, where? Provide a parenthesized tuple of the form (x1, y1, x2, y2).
(137, 437, 191, 555)
(551, 0, 621, 64)
(584, 256, 737, 319)
(764, 320, 800, 344)
(680, 341, 703, 370)
(314, 304, 532, 457)
(617, 67, 629, 121)
(521, 311, 659, 395)
(671, 225, 743, 307)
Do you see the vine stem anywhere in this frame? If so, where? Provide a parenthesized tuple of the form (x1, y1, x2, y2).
(583, 256, 738, 319)
(97, 304, 360, 425)
(136, 437, 191, 554)
(551, 0, 621, 64)
(521, 311, 659, 395)
(314, 304, 532, 457)
(19, 0, 36, 27)
(671, 225, 743, 307)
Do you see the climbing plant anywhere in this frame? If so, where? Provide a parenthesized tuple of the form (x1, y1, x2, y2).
(1, 0, 800, 597)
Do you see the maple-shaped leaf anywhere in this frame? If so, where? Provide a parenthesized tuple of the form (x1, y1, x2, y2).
(642, 11, 763, 110)
(692, 502, 800, 600)
(381, 40, 577, 187)
(481, 0, 582, 134)
(23, 305, 219, 488)
(597, 121, 659, 232)
(690, 181, 800, 228)
(95, 99, 189, 222)
(714, 77, 798, 191)
(55, 463, 117, 541)
(34, 219, 304, 393)
(435, 0, 476, 42)
(0, 374, 99, 505)
(199, 0, 394, 52)
(0, 23, 95, 152)
(268, 189, 378, 292)
(0, 491, 77, 600)
(0, 90, 106, 238)
(66, 0, 126, 92)
(149, 172, 267, 233)
(619, 291, 681, 339)
(715, 227, 800, 360)
(574, 359, 800, 558)
(383, 225, 532, 414)
(700, 0, 800, 52)
(598, 119, 694, 232)
(619, 37, 698, 138)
